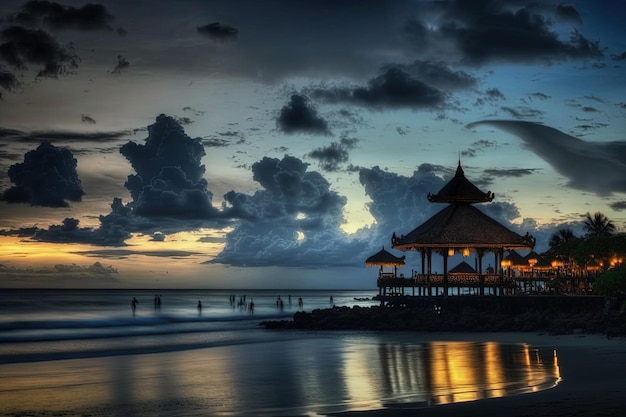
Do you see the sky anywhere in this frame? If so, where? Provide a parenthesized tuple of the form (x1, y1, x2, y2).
(1, 0, 625, 289)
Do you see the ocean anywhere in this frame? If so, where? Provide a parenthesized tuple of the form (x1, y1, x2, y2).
(0, 289, 561, 416)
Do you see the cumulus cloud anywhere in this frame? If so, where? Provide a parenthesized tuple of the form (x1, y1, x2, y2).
(120, 114, 219, 219)
(310, 67, 445, 110)
(215, 155, 369, 267)
(276, 94, 331, 135)
(468, 120, 626, 195)
(2, 140, 84, 207)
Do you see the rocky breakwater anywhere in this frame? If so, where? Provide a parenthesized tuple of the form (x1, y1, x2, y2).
(260, 296, 626, 336)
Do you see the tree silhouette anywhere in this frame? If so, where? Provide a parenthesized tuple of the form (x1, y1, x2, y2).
(549, 227, 576, 248)
(583, 212, 615, 237)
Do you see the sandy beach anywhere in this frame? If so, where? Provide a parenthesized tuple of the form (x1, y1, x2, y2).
(336, 332, 626, 417)
(2, 290, 625, 416)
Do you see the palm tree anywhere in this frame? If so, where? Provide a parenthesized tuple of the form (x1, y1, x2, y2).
(549, 228, 576, 248)
(583, 212, 616, 237)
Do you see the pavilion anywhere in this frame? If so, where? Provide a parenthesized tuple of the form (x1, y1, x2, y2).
(387, 162, 536, 297)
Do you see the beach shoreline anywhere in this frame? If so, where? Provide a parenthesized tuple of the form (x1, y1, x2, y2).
(330, 331, 626, 417)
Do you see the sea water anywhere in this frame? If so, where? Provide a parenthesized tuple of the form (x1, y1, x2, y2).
(0, 289, 561, 416)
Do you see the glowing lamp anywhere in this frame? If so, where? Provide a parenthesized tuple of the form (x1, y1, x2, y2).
(528, 258, 538, 267)
(501, 259, 511, 268)
(448, 248, 454, 257)
(551, 260, 563, 268)
(463, 248, 470, 257)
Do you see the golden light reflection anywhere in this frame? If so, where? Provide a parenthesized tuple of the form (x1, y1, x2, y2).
(373, 341, 561, 408)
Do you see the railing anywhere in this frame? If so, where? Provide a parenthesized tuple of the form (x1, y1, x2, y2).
(378, 273, 509, 288)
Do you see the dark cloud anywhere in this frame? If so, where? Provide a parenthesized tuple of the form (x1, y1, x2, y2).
(445, 5, 601, 64)
(32, 217, 130, 246)
(402, 0, 602, 65)
(468, 120, 626, 195)
(310, 67, 445, 110)
(16, 130, 127, 143)
(13, 1, 116, 32)
(529, 92, 551, 100)
(81, 114, 96, 124)
(307, 135, 358, 172)
(276, 94, 331, 135)
(483, 168, 539, 178)
(110, 54, 129, 74)
(386, 60, 478, 90)
(120, 114, 219, 219)
(0, 25, 79, 78)
(474, 88, 505, 106)
(612, 51, 626, 61)
(202, 138, 230, 147)
(73, 248, 204, 259)
(2, 140, 84, 207)
(501, 106, 545, 119)
(555, 4, 582, 24)
(609, 201, 626, 212)
(0, 65, 19, 92)
(53, 261, 117, 275)
(0, 261, 118, 282)
(197, 22, 238, 40)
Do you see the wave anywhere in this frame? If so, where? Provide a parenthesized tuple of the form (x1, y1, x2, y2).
(0, 311, 292, 344)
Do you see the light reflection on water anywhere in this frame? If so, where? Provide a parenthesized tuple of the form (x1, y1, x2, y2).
(0, 337, 561, 416)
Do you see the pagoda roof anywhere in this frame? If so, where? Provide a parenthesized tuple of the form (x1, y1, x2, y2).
(365, 246, 406, 267)
(392, 203, 535, 250)
(427, 162, 494, 204)
(449, 261, 476, 274)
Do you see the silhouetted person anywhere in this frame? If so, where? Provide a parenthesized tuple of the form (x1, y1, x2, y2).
(330, 295, 334, 306)
(197, 300, 202, 314)
(249, 299, 254, 314)
(298, 297, 303, 309)
(131, 297, 139, 316)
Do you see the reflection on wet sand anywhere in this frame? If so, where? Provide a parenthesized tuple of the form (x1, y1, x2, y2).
(371, 341, 560, 407)
(0, 338, 561, 416)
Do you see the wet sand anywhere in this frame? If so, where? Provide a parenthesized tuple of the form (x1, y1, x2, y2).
(336, 332, 626, 417)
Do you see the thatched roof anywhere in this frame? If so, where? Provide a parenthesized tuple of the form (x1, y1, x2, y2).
(392, 203, 535, 250)
(504, 250, 527, 266)
(449, 261, 476, 274)
(427, 162, 494, 204)
(525, 251, 552, 270)
(365, 247, 406, 267)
